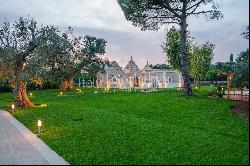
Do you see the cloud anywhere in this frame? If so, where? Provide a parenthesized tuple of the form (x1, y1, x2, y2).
(0, 0, 249, 68)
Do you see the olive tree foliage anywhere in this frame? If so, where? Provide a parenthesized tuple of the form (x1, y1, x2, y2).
(0, 51, 12, 82)
(118, 0, 223, 96)
(0, 17, 46, 108)
(35, 27, 107, 91)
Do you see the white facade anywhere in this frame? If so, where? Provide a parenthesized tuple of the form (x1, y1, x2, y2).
(96, 57, 183, 89)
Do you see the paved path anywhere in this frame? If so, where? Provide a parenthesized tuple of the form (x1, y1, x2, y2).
(0, 110, 69, 165)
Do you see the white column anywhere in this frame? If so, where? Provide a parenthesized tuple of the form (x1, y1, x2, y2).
(106, 72, 108, 89)
(163, 71, 166, 88)
(149, 72, 151, 88)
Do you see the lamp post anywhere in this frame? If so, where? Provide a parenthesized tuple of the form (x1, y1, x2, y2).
(38, 120, 42, 135)
(11, 104, 15, 112)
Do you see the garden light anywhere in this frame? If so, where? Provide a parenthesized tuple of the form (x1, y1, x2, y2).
(30, 92, 33, 96)
(60, 92, 63, 95)
(38, 120, 42, 135)
(11, 104, 15, 110)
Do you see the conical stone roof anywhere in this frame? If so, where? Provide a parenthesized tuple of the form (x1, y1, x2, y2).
(142, 61, 152, 72)
(124, 56, 141, 75)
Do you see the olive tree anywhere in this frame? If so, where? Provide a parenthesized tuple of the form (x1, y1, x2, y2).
(0, 17, 41, 108)
(36, 27, 107, 91)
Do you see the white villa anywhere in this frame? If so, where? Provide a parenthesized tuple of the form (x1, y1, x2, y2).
(96, 57, 184, 89)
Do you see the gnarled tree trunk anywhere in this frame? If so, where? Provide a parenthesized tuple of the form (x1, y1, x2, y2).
(14, 80, 35, 108)
(179, 6, 193, 96)
(14, 59, 35, 108)
(63, 78, 73, 91)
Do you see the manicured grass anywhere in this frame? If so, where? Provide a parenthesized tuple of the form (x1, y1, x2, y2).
(0, 87, 248, 165)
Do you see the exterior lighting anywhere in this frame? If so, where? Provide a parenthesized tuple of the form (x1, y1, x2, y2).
(30, 92, 33, 96)
(195, 86, 198, 89)
(11, 104, 15, 110)
(23, 62, 26, 69)
(60, 92, 63, 95)
(38, 120, 42, 135)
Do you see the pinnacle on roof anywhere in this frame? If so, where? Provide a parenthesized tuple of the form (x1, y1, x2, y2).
(142, 60, 152, 71)
(124, 56, 141, 75)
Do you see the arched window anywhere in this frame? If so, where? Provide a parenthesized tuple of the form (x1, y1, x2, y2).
(112, 77, 117, 83)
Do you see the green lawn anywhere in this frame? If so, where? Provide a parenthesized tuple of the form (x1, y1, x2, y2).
(0, 87, 248, 165)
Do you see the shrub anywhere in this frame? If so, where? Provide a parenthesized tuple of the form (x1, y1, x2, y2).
(0, 81, 12, 92)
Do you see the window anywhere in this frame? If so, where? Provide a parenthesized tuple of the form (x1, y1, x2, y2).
(166, 77, 172, 83)
(112, 77, 117, 83)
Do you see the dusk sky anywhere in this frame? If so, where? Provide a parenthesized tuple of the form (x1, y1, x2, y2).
(0, 0, 249, 69)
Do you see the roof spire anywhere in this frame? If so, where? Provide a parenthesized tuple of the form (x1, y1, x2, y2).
(147, 61, 148, 65)
(131, 56, 133, 60)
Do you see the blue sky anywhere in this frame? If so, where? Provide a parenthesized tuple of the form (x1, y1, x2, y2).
(0, 0, 249, 68)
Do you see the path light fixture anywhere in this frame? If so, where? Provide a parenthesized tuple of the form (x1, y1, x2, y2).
(60, 92, 63, 96)
(38, 120, 42, 135)
(11, 104, 15, 112)
(30, 92, 33, 96)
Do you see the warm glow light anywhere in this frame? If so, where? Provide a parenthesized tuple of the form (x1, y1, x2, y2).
(38, 120, 42, 127)
(60, 92, 63, 95)
(30, 92, 33, 96)
(11, 104, 15, 109)
(195, 86, 198, 89)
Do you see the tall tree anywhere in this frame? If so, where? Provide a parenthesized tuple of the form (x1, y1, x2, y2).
(230, 53, 234, 62)
(241, 25, 249, 40)
(189, 42, 214, 85)
(118, 0, 222, 96)
(0, 17, 42, 108)
(233, 49, 249, 88)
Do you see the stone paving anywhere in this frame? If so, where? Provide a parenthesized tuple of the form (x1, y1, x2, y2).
(0, 110, 69, 165)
